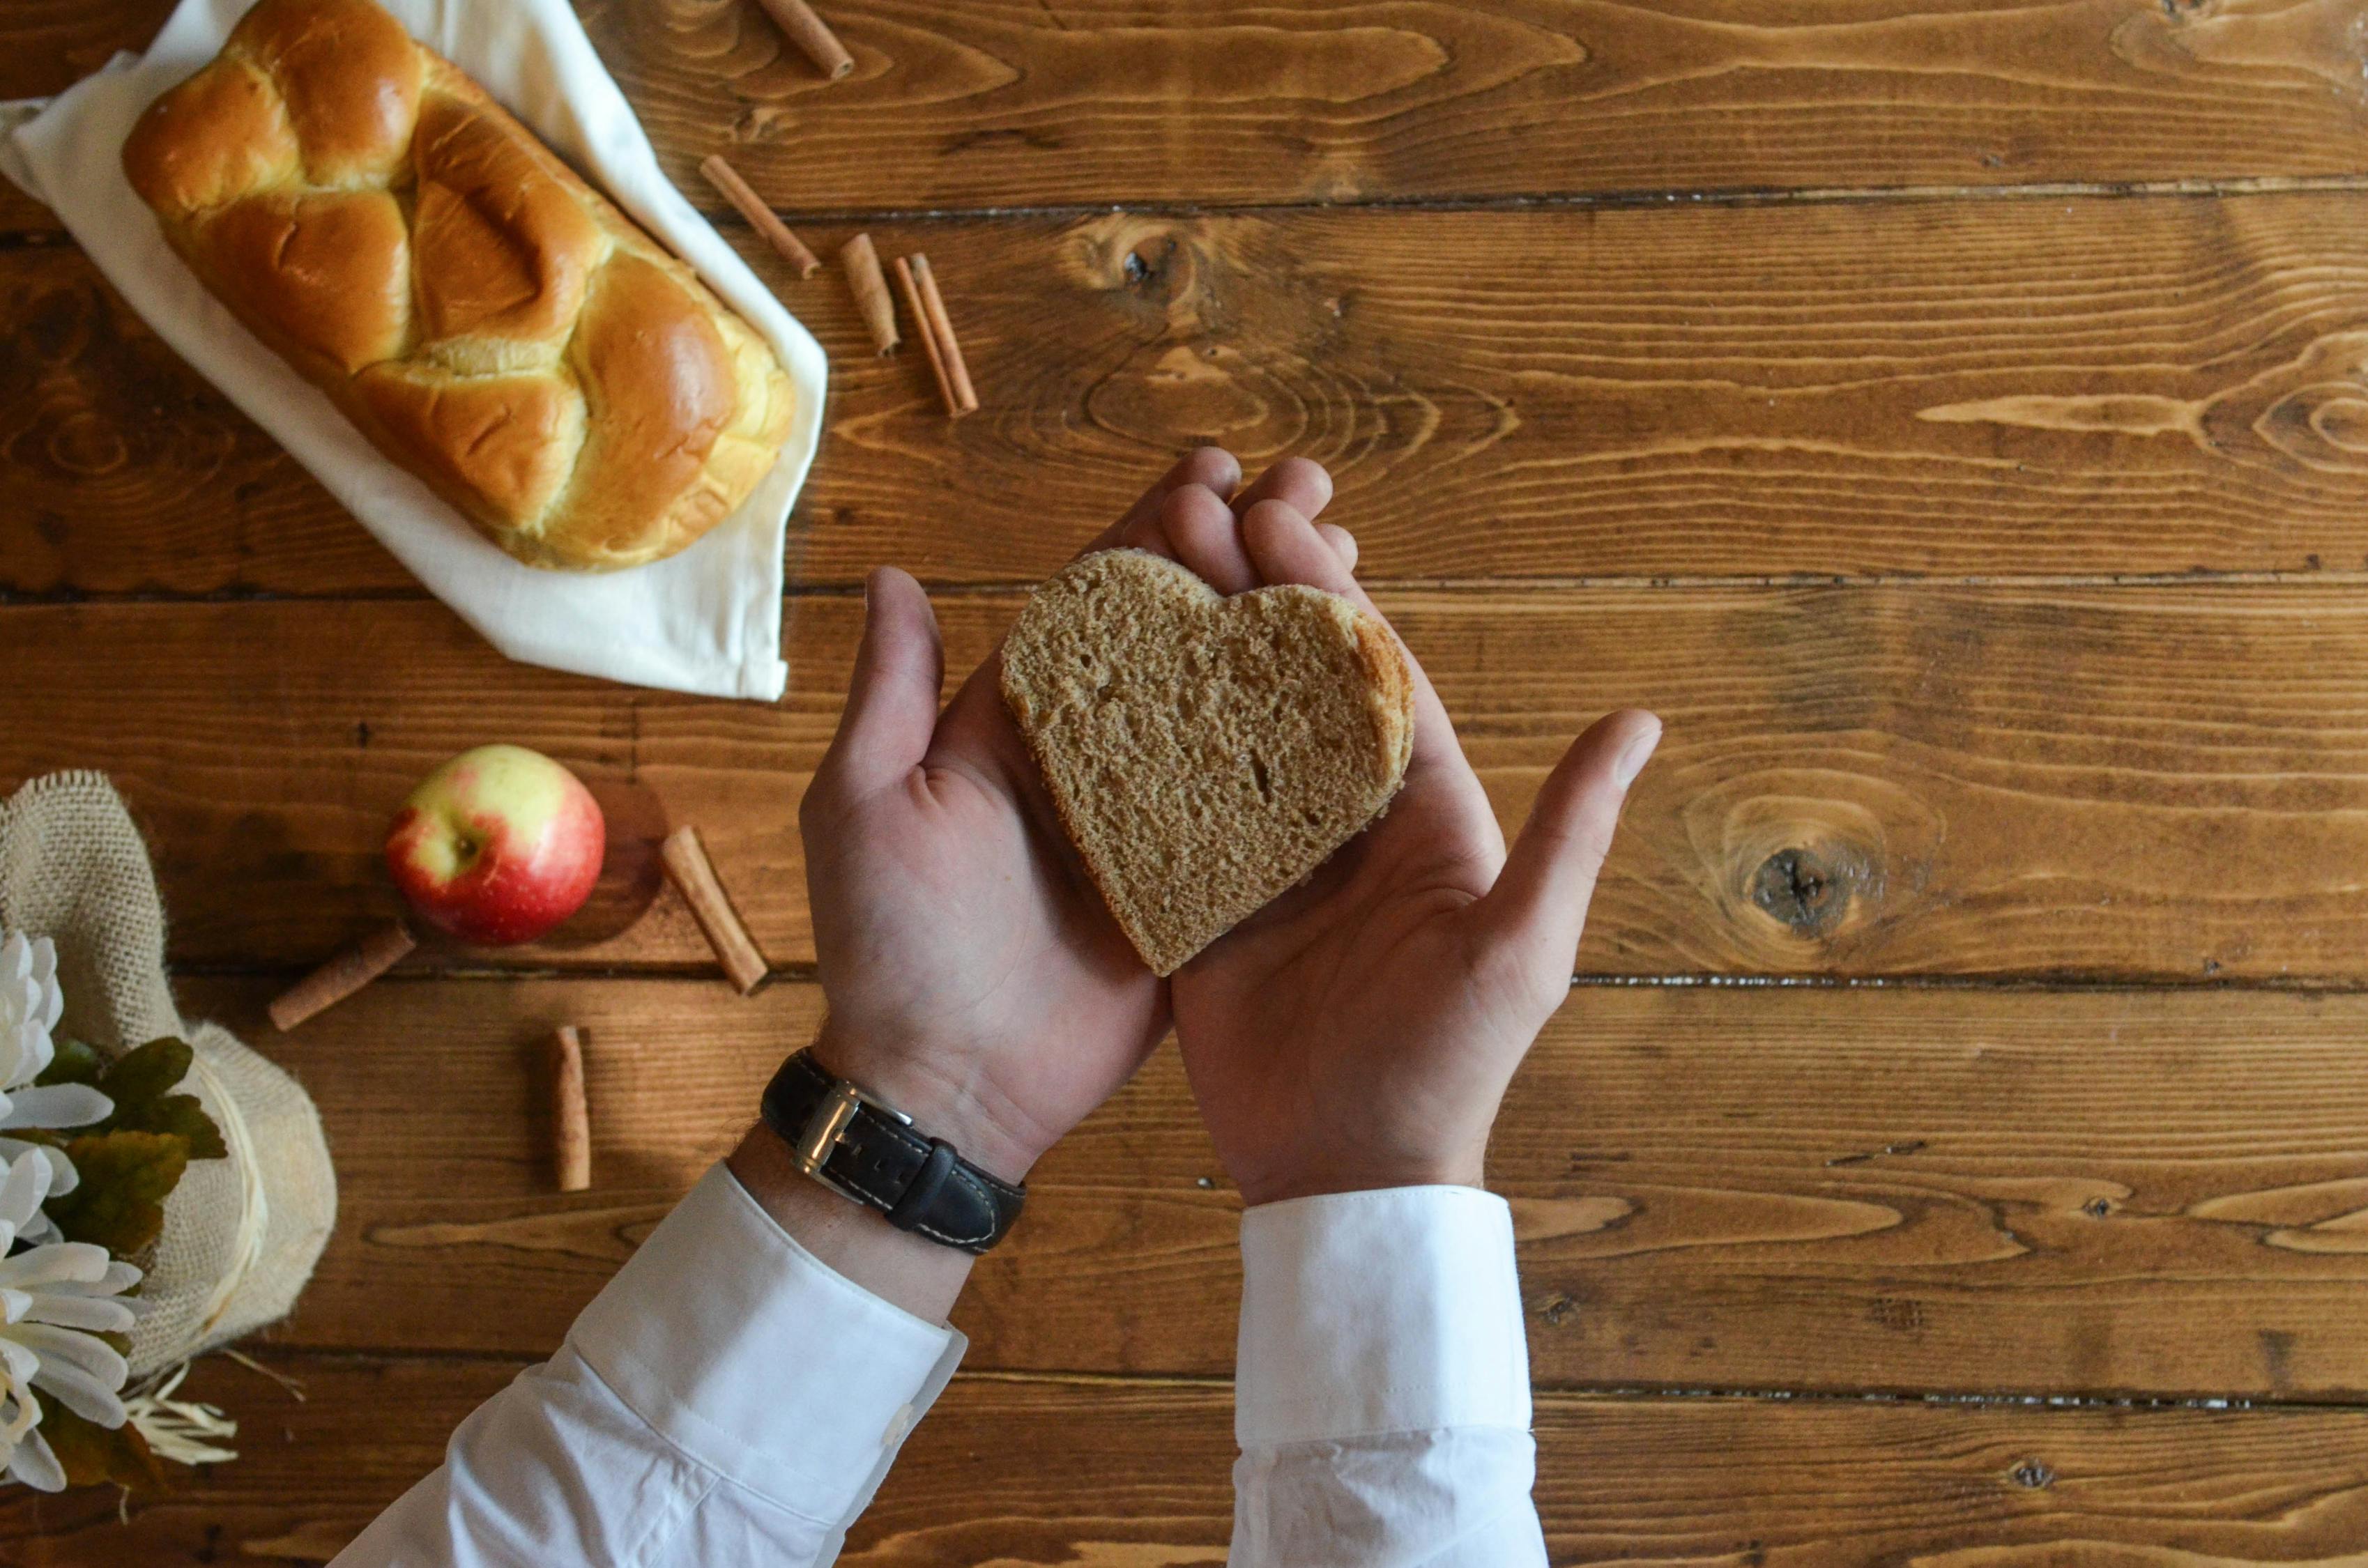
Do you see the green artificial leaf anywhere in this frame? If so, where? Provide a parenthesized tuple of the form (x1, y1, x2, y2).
(43, 1132, 188, 1256)
(34, 1038, 103, 1089)
(105, 1092, 227, 1163)
(36, 1038, 227, 1162)
(35, 1392, 166, 1491)
(103, 1040, 226, 1160)
(94, 1039, 193, 1109)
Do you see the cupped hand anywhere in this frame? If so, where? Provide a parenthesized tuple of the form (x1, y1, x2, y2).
(1124, 467, 1662, 1206)
(793, 449, 1251, 1182)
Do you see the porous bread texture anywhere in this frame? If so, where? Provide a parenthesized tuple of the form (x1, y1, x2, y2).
(120, 0, 795, 572)
(1002, 549, 1415, 976)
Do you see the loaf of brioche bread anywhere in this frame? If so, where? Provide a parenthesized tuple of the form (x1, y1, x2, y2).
(121, 0, 795, 571)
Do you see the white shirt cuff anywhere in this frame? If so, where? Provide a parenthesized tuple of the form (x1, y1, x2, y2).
(567, 1163, 965, 1526)
(1235, 1185, 1531, 1447)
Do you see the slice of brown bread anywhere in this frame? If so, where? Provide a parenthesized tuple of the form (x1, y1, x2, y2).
(1001, 548, 1415, 975)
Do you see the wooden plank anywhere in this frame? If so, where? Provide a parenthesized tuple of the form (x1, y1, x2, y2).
(0, 0, 170, 103)
(0, 190, 47, 238)
(14, 0, 2368, 223)
(8, 1355, 2366, 1565)
(0, 0, 168, 236)
(607, 0, 2368, 204)
(0, 1353, 507, 1567)
(14, 192, 2368, 594)
(185, 975, 2368, 1399)
(857, 1384, 2368, 1568)
(16, 581, 2368, 983)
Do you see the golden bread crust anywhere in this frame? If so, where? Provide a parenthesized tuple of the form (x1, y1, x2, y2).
(194, 190, 411, 375)
(121, 0, 794, 571)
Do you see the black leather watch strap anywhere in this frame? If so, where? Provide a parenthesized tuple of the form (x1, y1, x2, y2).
(759, 1050, 1026, 1254)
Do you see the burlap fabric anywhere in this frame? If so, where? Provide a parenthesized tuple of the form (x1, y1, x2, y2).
(0, 771, 335, 1378)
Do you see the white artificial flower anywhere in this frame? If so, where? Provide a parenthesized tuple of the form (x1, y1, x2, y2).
(0, 1152, 142, 1491)
(0, 933, 114, 1242)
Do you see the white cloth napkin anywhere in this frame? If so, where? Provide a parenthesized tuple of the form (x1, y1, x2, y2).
(0, 0, 825, 701)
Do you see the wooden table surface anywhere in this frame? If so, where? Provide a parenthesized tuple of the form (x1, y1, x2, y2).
(8, 0, 2368, 1560)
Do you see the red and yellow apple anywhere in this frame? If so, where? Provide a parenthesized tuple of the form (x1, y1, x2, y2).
(385, 744, 604, 946)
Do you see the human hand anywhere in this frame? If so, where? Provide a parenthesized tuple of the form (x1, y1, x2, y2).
(1126, 464, 1662, 1206)
(788, 449, 1254, 1183)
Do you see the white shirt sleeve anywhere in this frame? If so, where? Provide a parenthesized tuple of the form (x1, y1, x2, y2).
(329, 1163, 965, 1568)
(1230, 1186, 1548, 1568)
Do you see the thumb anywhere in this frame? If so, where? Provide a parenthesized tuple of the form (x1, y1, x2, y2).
(819, 567, 945, 798)
(1469, 709, 1660, 982)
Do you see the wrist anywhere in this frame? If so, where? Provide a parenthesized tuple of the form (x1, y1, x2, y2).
(726, 1125, 974, 1322)
(1233, 1149, 1488, 1210)
(805, 1017, 1047, 1185)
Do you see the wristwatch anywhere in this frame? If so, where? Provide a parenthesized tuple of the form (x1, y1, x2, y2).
(759, 1049, 1026, 1254)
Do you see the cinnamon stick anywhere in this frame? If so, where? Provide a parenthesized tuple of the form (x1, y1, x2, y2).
(908, 254, 979, 415)
(839, 233, 899, 355)
(549, 1026, 591, 1192)
(699, 155, 820, 277)
(659, 825, 770, 994)
(752, 0, 854, 79)
(892, 255, 960, 416)
(269, 919, 415, 1031)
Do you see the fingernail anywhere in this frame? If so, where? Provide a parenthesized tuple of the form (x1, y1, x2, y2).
(1612, 722, 1661, 790)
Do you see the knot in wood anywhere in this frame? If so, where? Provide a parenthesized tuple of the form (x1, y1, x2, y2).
(1113, 233, 1186, 302)
(1752, 845, 1856, 937)
(26, 284, 97, 364)
(2010, 1458, 2056, 1489)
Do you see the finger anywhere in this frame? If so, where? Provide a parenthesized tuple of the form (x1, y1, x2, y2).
(1122, 486, 1350, 592)
(1115, 481, 1239, 567)
(1317, 522, 1358, 574)
(1159, 482, 1262, 594)
(1239, 498, 1358, 597)
(818, 567, 946, 798)
(1469, 709, 1661, 979)
(1085, 448, 1242, 558)
(928, 646, 1028, 785)
(1240, 498, 1460, 773)
(1115, 505, 1182, 562)
(1232, 456, 1334, 525)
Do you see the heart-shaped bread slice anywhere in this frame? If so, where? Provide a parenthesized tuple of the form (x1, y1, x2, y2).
(1002, 549, 1415, 975)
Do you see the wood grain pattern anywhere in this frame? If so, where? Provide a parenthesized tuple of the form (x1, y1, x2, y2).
(6, 1354, 2365, 1565)
(171, 976, 2368, 1399)
(8, 0, 2363, 1548)
(871, 1383, 2368, 1568)
(0, 1354, 497, 1567)
(15, 192, 2368, 594)
(18, 0, 2368, 225)
(14, 0, 2368, 227)
(16, 583, 2368, 983)
(0, 0, 162, 235)
(609, 0, 2368, 205)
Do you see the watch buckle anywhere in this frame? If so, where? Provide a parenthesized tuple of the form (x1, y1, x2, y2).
(788, 1072, 915, 1192)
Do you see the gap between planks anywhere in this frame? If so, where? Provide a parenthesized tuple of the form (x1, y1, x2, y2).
(669, 170, 2368, 225)
(774, 1367, 2342, 1415)
(8, 172, 2368, 248)
(173, 962, 2368, 996)
(224, 1351, 2367, 1415)
(15, 569, 2368, 609)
